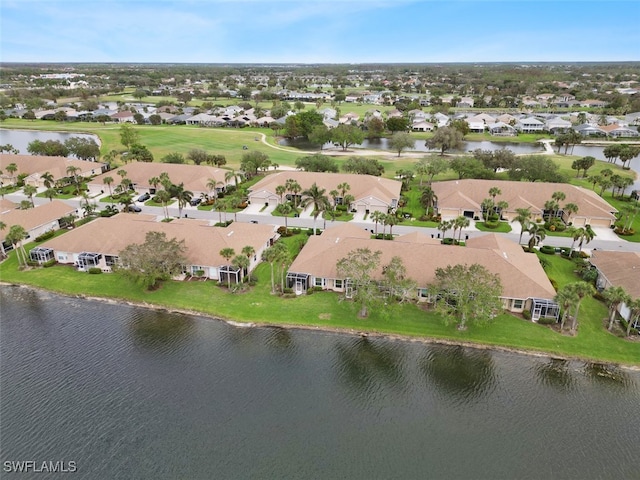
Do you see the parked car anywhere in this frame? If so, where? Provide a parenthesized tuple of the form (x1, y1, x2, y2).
(125, 205, 142, 213)
(190, 198, 202, 206)
(138, 192, 150, 202)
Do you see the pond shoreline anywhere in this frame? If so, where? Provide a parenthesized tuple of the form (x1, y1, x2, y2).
(4, 281, 639, 371)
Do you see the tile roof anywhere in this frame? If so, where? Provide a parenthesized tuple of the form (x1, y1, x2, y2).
(0, 200, 77, 237)
(590, 251, 640, 299)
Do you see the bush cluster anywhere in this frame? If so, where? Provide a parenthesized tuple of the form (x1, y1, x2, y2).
(35, 230, 55, 242)
(88, 267, 102, 274)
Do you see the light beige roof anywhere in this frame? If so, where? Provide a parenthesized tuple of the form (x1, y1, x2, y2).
(289, 227, 556, 300)
(590, 251, 640, 299)
(0, 200, 77, 237)
(41, 214, 277, 266)
(0, 154, 105, 182)
(89, 162, 228, 194)
(249, 171, 401, 206)
(433, 179, 617, 220)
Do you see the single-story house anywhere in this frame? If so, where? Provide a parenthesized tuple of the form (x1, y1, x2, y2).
(1, 199, 78, 254)
(488, 122, 517, 137)
(599, 124, 639, 138)
(432, 179, 618, 228)
(412, 120, 434, 132)
(88, 162, 229, 198)
(37, 214, 278, 280)
(0, 154, 107, 188)
(247, 171, 402, 215)
(589, 251, 640, 326)
(286, 224, 558, 321)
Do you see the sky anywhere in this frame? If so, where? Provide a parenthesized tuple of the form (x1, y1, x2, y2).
(1, 0, 639, 64)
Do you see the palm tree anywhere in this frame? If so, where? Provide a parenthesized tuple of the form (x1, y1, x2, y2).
(287, 180, 302, 208)
(625, 298, 640, 337)
(511, 207, 532, 245)
(149, 176, 161, 194)
(103, 176, 114, 202)
(40, 171, 55, 189)
(66, 165, 81, 195)
(420, 186, 438, 213)
(455, 215, 470, 244)
(23, 184, 37, 208)
(231, 255, 250, 285)
(261, 245, 278, 294)
(385, 213, 399, 238)
(219, 247, 235, 288)
(481, 198, 494, 223)
(5, 163, 18, 185)
(300, 182, 330, 235)
(488, 187, 501, 203)
(567, 281, 595, 335)
(370, 210, 384, 235)
(415, 158, 429, 186)
(276, 185, 287, 204)
(563, 203, 579, 224)
(329, 189, 339, 209)
(603, 286, 631, 331)
(155, 190, 171, 220)
(555, 286, 579, 331)
(117, 169, 128, 180)
(225, 169, 242, 188)
(528, 223, 546, 251)
(206, 177, 223, 200)
(6, 224, 28, 268)
(337, 182, 351, 201)
(241, 245, 256, 282)
(118, 193, 134, 212)
(577, 225, 595, 252)
(496, 200, 509, 220)
(279, 202, 293, 233)
(438, 219, 453, 241)
(174, 183, 193, 218)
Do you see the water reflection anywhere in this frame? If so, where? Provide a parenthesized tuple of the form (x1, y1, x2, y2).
(333, 337, 406, 397)
(535, 358, 576, 390)
(128, 309, 195, 351)
(263, 327, 297, 356)
(420, 346, 496, 404)
(583, 362, 632, 391)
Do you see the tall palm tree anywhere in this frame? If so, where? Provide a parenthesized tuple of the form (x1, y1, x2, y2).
(225, 169, 242, 188)
(329, 189, 339, 209)
(555, 286, 579, 331)
(155, 190, 171, 220)
(603, 286, 631, 331)
(6, 224, 28, 268)
(261, 245, 278, 294)
(288, 180, 302, 208)
(174, 183, 193, 218)
(511, 207, 532, 245)
(420, 186, 438, 213)
(563, 203, 579, 224)
(279, 202, 293, 233)
(566, 281, 595, 335)
(455, 215, 470, 244)
(300, 182, 330, 235)
(276, 185, 287, 204)
(103, 176, 114, 202)
(488, 187, 501, 203)
(370, 210, 384, 235)
(337, 182, 351, 201)
(231, 255, 249, 285)
(438, 219, 453, 241)
(23, 184, 37, 208)
(528, 223, 546, 251)
(219, 248, 235, 288)
(496, 200, 509, 220)
(481, 198, 494, 222)
(206, 177, 223, 200)
(66, 165, 81, 195)
(40, 171, 54, 189)
(415, 158, 429, 186)
(385, 213, 399, 238)
(5, 163, 18, 185)
(149, 176, 161, 193)
(625, 298, 640, 337)
(577, 225, 595, 252)
(241, 245, 256, 282)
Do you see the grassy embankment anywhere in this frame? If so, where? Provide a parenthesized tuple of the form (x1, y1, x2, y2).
(1, 232, 638, 366)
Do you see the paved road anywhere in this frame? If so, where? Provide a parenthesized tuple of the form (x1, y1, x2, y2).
(7, 191, 640, 254)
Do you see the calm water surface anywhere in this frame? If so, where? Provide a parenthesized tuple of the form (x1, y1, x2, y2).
(1, 286, 639, 479)
(0, 129, 100, 155)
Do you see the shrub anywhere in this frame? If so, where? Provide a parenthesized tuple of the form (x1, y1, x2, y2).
(522, 310, 532, 320)
(540, 245, 556, 255)
(43, 259, 57, 268)
(549, 278, 559, 291)
(88, 267, 102, 274)
(26, 260, 39, 267)
(35, 230, 56, 242)
(442, 238, 455, 245)
(484, 220, 499, 229)
(537, 317, 557, 325)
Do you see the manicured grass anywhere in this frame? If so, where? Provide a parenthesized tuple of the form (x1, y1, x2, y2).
(2, 233, 638, 366)
(475, 221, 512, 233)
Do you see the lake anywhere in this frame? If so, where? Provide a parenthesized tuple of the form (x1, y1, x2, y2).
(0, 129, 101, 156)
(1, 285, 638, 479)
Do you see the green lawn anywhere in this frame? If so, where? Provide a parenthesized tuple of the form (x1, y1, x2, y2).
(2, 232, 638, 366)
(475, 221, 512, 233)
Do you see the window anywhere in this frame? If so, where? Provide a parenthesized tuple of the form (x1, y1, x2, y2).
(315, 277, 324, 287)
(105, 255, 118, 267)
(334, 279, 343, 289)
(513, 299, 524, 309)
(418, 288, 428, 298)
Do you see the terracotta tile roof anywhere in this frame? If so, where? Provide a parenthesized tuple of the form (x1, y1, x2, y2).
(289, 226, 556, 300)
(590, 251, 640, 299)
(0, 200, 77, 237)
(89, 162, 228, 194)
(249, 171, 401, 206)
(433, 179, 617, 220)
(40, 214, 277, 266)
(0, 154, 105, 182)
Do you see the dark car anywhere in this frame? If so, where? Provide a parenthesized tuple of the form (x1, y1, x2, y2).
(190, 198, 202, 206)
(138, 192, 150, 202)
(125, 205, 142, 213)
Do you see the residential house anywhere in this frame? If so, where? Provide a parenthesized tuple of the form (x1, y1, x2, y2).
(0, 154, 107, 188)
(515, 116, 545, 133)
(590, 251, 640, 325)
(545, 116, 573, 135)
(1, 200, 78, 254)
(38, 214, 278, 281)
(110, 111, 135, 123)
(432, 179, 618, 228)
(599, 124, 639, 138)
(488, 122, 517, 137)
(247, 171, 402, 215)
(88, 162, 230, 198)
(286, 224, 558, 320)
